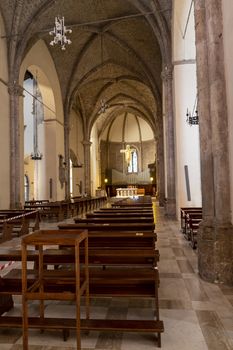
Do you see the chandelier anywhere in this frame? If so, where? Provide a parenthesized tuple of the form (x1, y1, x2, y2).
(49, 16, 72, 50)
(98, 98, 109, 114)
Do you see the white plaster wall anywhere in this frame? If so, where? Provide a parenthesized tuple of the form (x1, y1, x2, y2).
(173, 0, 196, 61)
(23, 78, 34, 156)
(20, 40, 64, 202)
(20, 40, 63, 123)
(24, 156, 35, 200)
(174, 65, 201, 207)
(222, 0, 233, 223)
(90, 124, 100, 196)
(173, 0, 202, 216)
(0, 13, 10, 208)
(39, 120, 65, 201)
(69, 109, 84, 196)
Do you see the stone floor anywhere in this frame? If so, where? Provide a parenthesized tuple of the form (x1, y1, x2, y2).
(0, 206, 233, 349)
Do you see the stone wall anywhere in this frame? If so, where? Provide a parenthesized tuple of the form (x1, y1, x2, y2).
(100, 139, 156, 185)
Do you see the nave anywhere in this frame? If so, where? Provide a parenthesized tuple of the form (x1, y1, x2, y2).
(0, 205, 232, 350)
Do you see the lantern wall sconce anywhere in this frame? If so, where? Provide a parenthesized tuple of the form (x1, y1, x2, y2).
(186, 108, 199, 126)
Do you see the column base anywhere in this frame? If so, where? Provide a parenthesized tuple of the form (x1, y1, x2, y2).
(198, 221, 233, 285)
(164, 198, 176, 218)
(158, 192, 165, 207)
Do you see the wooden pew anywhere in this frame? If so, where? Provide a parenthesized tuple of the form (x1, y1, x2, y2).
(24, 202, 69, 221)
(25, 200, 49, 205)
(0, 226, 163, 346)
(74, 217, 154, 224)
(86, 211, 154, 218)
(112, 196, 152, 207)
(112, 203, 152, 208)
(98, 208, 153, 213)
(185, 212, 202, 249)
(58, 222, 155, 232)
(70, 196, 107, 216)
(180, 207, 202, 234)
(0, 210, 40, 242)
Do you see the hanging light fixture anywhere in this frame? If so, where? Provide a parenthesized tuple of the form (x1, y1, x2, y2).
(49, 16, 72, 50)
(98, 33, 108, 114)
(186, 96, 199, 126)
(31, 75, 43, 160)
(186, 109, 199, 125)
(98, 98, 108, 114)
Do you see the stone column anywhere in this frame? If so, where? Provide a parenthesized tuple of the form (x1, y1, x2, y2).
(8, 83, 24, 209)
(64, 109, 70, 201)
(194, 0, 233, 284)
(161, 65, 176, 217)
(82, 140, 92, 195)
(156, 121, 165, 206)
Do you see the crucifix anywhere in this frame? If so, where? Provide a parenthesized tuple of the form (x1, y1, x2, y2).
(120, 144, 135, 165)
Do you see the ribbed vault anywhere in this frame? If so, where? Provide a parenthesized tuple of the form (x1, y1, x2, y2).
(0, 0, 172, 142)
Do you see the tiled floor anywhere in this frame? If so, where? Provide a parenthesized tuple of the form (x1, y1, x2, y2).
(0, 206, 233, 349)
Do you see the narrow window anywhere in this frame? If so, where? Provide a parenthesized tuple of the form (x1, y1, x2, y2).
(24, 175, 30, 201)
(70, 159, 73, 197)
(128, 150, 138, 173)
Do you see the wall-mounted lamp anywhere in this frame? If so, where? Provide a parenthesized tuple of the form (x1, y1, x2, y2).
(31, 151, 43, 160)
(150, 176, 154, 182)
(186, 96, 199, 126)
(186, 108, 199, 126)
(104, 178, 108, 184)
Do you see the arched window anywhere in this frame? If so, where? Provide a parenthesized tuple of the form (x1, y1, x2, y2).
(128, 150, 138, 173)
(70, 159, 73, 197)
(24, 175, 30, 201)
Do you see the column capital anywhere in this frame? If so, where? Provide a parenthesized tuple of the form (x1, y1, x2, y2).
(161, 65, 173, 81)
(82, 140, 92, 147)
(8, 83, 24, 97)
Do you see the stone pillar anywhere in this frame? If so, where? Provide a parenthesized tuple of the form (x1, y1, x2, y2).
(157, 119, 165, 206)
(161, 65, 176, 217)
(194, 0, 233, 284)
(82, 140, 92, 195)
(8, 83, 24, 209)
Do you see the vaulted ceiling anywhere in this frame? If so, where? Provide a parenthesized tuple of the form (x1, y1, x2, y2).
(0, 0, 172, 138)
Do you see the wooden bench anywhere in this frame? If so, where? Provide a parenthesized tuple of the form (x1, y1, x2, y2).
(0, 227, 163, 347)
(0, 210, 40, 242)
(180, 207, 202, 234)
(70, 196, 107, 216)
(112, 196, 152, 208)
(98, 207, 153, 213)
(86, 211, 154, 218)
(24, 202, 70, 221)
(0, 266, 162, 345)
(185, 212, 202, 249)
(25, 200, 49, 205)
(58, 222, 155, 232)
(112, 203, 152, 208)
(74, 216, 154, 224)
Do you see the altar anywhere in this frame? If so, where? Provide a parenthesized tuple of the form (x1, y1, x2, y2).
(116, 187, 138, 197)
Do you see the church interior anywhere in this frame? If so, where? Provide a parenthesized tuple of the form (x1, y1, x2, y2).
(0, 0, 233, 349)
